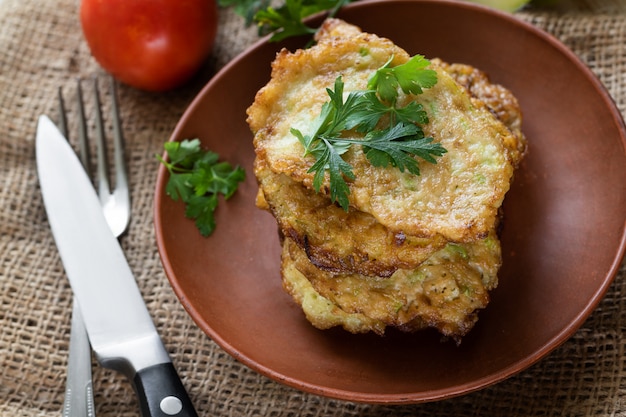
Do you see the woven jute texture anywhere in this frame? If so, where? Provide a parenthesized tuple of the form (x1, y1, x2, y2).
(1, 0, 625, 416)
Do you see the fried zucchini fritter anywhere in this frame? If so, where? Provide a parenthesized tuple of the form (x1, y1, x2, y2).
(250, 19, 525, 341)
(256, 157, 447, 277)
(281, 229, 501, 340)
(281, 250, 388, 335)
(254, 53, 525, 277)
(248, 19, 517, 242)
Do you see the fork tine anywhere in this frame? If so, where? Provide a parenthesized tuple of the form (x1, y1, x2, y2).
(75, 80, 92, 174)
(57, 87, 68, 140)
(92, 77, 111, 201)
(109, 78, 129, 200)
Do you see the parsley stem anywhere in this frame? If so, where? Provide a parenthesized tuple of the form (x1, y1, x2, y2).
(290, 57, 444, 211)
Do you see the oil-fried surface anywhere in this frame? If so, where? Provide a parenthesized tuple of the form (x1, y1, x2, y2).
(433, 59, 527, 167)
(248, 19, 518, 242)
(250, 19, 525, 340)
(254, 52, 525, 277)
(281, 231, 501, 340)
(281, 248, 388, 336)
(256, 157, 447, 277)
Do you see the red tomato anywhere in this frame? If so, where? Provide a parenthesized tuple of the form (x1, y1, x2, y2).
(80, 0, 218, 92)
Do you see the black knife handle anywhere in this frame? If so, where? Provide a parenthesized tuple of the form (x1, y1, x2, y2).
(133, 363, 199, 417)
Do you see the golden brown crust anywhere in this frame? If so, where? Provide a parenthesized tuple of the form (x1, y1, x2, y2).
(252, 40, 524, 277)
(282, 231, 501, 340)
(255, 156, 447, 277)
(247, 19, 517, 243)
(432, 59, 527, 167)
(249, 18, 525, 341)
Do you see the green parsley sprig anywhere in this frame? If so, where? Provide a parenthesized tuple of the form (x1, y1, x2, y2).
(219, 0, 354, 42)
(290, 55, 447, 211)
(219, 0, 532, 44)
(157, 139, 246, 237)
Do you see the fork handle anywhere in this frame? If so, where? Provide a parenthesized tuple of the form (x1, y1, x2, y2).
(63, 300, 96, 417)
(133, 363, 199, 417)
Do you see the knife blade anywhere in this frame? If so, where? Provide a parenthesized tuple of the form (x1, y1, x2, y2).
(36, 115, 198, 417)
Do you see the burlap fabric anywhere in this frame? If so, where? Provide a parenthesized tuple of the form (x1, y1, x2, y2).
(1, 0, 625, 415)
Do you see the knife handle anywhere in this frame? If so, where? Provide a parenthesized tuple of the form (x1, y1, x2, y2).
(133, 363, 198, 417)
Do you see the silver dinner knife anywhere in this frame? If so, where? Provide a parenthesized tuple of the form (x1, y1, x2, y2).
(36, 115, 198, 417)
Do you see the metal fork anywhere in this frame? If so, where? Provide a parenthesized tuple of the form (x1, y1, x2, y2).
(58, 77, 130, 417)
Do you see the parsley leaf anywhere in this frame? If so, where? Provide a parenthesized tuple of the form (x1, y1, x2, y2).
(157, 139, 246, 237)
(347, 91, 430, 132)
(254, 0, 319, 42)
(186, 194, 219, 237)
(368, 55, 438, 104)
(361, 123, 447, 174)
(223, 0, 354, 42)
(290, 58, 446, 211)
(309, 138, 354, 210)
(291, 76, 360, 209)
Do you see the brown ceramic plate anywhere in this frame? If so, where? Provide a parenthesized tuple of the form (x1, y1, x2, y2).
(154, 0, 626, 404)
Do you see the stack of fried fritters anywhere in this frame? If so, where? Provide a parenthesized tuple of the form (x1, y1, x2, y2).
(247, 19, 526, 342)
